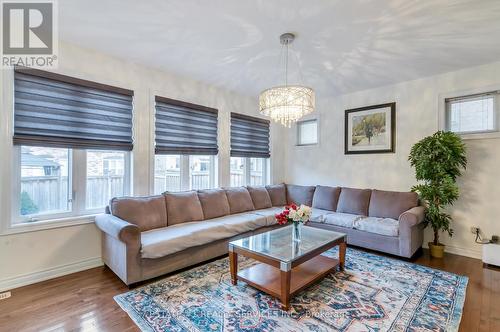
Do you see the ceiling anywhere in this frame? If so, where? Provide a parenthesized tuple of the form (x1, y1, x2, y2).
(60, 0, 500, 98)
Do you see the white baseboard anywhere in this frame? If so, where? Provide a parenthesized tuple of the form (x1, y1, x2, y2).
(0, 257, 103, 292)
(423, 243, 482, 259)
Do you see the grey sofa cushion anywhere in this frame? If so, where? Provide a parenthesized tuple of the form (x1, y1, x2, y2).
(312, 185, 341, 211)
(164, 191, 204, 226)
(247, 186, 272, 209)
(224, 187, 255, 214)
(354, 216, 399, 237)
(110, 195, 167, 232)
(286, 184, 316, 206)
(140, 213, 267, 259)
(337, 187, 372, 216)
(369, 189, 418, 220)
(323, 212, 363, 228)
(250, 207, 283, 225)
(265, 184, 287, 206)
(197, 189, 230, 220)
(309, 208, 334, 222)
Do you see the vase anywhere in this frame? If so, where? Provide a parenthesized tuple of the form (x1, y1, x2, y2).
(292, 222, 302, 242)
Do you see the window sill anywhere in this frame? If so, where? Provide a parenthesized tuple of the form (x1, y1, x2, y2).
(296, 143, 318, 147)
(459, 131, 500, 140)
(1, 214, 98, 236)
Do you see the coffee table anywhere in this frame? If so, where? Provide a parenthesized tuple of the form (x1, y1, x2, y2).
(228, 225, 346, 310)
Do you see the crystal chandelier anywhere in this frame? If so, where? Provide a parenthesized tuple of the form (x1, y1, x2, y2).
(259, 33, 315, 127)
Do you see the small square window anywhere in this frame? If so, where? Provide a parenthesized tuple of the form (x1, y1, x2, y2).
(297, 119, 318, 145)
(446, 92, 499, 134)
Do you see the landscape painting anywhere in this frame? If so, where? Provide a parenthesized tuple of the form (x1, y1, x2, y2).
(345, 102, 395, 154)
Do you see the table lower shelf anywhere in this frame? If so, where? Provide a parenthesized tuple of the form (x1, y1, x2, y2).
(236, 255, 339, 298)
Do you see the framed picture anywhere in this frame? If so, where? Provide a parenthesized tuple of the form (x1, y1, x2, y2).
(345, 102, 395, 154)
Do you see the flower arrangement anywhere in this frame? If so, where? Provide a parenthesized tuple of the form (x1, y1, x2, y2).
(275, 203, 312, 225)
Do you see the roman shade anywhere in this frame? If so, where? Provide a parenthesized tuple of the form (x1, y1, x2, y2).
(230, 113, 270, 158)
(155, 96, 218, 155)
(13, 68, 134, 150)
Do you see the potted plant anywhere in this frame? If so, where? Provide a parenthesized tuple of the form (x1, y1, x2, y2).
(408, 131, 467, 258)
(275, 204, 312, 242)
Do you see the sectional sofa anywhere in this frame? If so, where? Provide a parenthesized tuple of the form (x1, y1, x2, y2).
(95, 184, 424, 285)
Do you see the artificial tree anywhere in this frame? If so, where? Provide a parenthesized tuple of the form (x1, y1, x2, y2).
(408, 131, 467, 257)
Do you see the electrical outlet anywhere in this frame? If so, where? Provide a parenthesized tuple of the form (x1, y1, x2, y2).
(471, 227, 480, 234)
(0, 291, 11, 300)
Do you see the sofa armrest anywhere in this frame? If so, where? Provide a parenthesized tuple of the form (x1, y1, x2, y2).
(399, 206, 425, 227)
(95, 214, 140, 245)
(398, 206, 425, 258)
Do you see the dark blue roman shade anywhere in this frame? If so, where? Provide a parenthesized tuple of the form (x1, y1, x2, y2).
(155, 96, 218, 155)
(13, 68, 134, 150)
(230, 112, 270, 158)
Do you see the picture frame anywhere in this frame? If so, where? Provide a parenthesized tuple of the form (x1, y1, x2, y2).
(344, 102, 395, 154)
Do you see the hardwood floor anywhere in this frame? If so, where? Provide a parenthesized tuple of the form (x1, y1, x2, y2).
(0, 249, 498, 332)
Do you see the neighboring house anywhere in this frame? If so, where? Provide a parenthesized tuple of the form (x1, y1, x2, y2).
(21, 153, 61, 177)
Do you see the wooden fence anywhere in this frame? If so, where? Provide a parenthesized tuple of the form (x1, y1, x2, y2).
(20, 175, 124, 214)
(21, 171, 265, 215)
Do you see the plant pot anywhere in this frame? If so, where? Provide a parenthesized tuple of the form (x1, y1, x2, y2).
(428, 242, 445, 258)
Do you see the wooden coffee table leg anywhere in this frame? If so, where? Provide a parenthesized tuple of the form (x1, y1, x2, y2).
(229, 251, 238, 285)
(339, 242, 346, 271)
(280, 270, 291, 310)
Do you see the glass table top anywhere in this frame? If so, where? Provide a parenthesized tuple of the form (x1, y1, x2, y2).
(229, 225, 345, 263)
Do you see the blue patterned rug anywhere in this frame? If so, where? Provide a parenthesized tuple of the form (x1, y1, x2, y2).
(115, 248, 467, 331)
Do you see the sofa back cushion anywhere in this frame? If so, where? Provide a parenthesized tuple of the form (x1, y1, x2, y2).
(197, 189, 230, 220)
(110, 195, 167, 232)
(369, 189, 418, 220)
(266, 184, 287, 206)
(312, 185, 341, 211)
(286, 184, 316, 206)
(164, 191, 204, 226)
(337, 187, 372, 216)
(224, 187, 255, 214)
(247, 186, 272, 209)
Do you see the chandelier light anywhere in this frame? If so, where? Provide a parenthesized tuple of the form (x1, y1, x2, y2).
(259, 33, 315, 127)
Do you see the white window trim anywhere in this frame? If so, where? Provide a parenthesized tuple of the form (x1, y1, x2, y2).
(439, 85, 500, 140)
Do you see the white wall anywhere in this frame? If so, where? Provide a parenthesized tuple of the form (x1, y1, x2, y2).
(0, 42, 286, 291)
(285, 61, 500, 259)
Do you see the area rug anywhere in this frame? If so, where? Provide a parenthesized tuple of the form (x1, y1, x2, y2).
(115, 248, 468, 331)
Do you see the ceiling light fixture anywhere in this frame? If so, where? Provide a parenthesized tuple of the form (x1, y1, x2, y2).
(259, 33, 315, 127)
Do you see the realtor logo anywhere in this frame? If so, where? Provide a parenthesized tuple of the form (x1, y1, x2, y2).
(2, 0, 58, 68)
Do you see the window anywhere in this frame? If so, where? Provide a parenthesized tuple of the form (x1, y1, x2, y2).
(154, 155, 215, 194)
(297, 119, 318, 145)
(154, 155, 181, 193)
(19, 146, 71, 217)
(230, 157, 269, 187)
(446, 91, 499, 134)
(86, 150, 130, 210)
(13, 68, 133, 224)
(16, 147, 131, 222)
(189, 155, 215, 190)
(154, 96, 219, 193)
(230, 113, 270, 187)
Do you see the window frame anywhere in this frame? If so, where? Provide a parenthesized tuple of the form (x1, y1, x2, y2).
(230, 157, 270, 187)
(12, 146, 132, 224)
(439, 86, 500, 140)
(296, 118, 319, 146)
